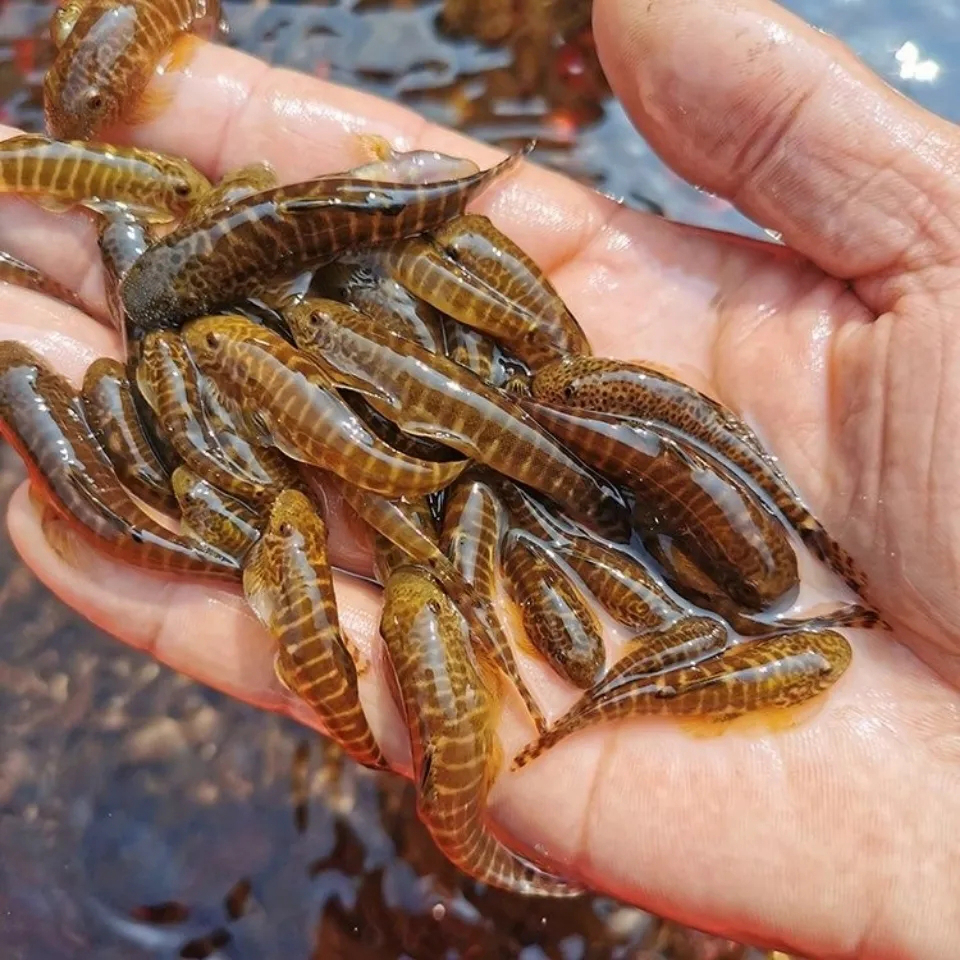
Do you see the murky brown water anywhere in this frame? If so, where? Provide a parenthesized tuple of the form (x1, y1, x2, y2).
(0, 0, 953, 956)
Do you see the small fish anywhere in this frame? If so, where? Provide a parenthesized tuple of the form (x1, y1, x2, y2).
(286, 299, 631, 542)
(198, 373, 308, 495)
(496, 475, 875, 638)
(378, 213, 590, 368)
(531, 355, 870, 597)
(0, 341, 239, 580)
(243, 489, 386, 771)
(171, 465, 263, 563)
(44, 0, 225, 140)
(379, 563, 580, 896)
(182, 315, 468, 498)
(439, 469, 604, 689)
(512, 628, 853, 770)
(97, 207, 156, 335)
(437, 470, 504, 600)
(80, 356, 177, 513)
(0, 249, 87, 313)
(0, 135, 210, 222)
(559, 534, 880, 638)
(178, 162, 279, 230)
(521, 399, 798, 614)
(137, 330, 301, 508)
(120, 148, 529, 335)
(501, 531, 606, 689)
(336, 478, 547, 734)
(307, 260, 460, 461)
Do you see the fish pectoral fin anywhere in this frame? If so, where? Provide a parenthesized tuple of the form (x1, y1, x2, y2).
(417, 746, 435, 797)
(473, 646, 507, 699)
(83, 198, 173, 224)
(354, 133, 395, 163)
(330, 378, 396, 413)
(34, 195, 75, 214)
(158, 34, 203, 75)
(127, 81, 176, 127)
(280, 194, 407, 218)
(0, 133, 48, 150)
(385, 415, 475, 455)
(342, 632, 370, 675)
(236, 407, 277, 450)
(242, 559, 278, 628)
(273, 653, 295, 694)
(37, 505, 90, 572)
(678, 697, 823, 740)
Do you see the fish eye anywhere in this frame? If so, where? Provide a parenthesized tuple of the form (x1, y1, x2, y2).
(174, 181, 192, 197)
(205, 331, 219, 349)
(563, 384, 575, 400)
(278, 521, 293, 536)
(309, 312, 320, 326)
(84, 89, 104, 113)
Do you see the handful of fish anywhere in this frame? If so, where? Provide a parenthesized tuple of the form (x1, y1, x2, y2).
(0, 8, 883, 897)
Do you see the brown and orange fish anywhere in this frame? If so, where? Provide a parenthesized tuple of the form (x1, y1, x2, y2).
(0, 134, 210, 221)
(183, 314, 469, 499)
(44, 0, 226, 140)
(0, 341, 239, 580)
(378, 561, 580, 896)
(120, 148, 529, 335)
(512, 628, 853, 770)
(243, 489, 386, 771)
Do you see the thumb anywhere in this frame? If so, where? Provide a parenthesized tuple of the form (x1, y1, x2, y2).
(593, 0, 960, 303)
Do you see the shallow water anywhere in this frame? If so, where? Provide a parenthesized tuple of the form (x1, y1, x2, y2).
(0, 1, 954, 956)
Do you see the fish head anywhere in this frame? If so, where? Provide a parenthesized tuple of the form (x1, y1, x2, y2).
(181, 313, 266, 385)
(44, 3, 139, 139)
(284, 296, 360, 354)
(154, 154, 214, 215)
(261, 488, 326, 571)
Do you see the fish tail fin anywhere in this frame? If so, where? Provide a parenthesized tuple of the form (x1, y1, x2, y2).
(796, 517, 870, 597)
(430, 810, 580, 898)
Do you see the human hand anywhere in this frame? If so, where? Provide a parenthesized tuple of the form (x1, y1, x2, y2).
(4, 0, 960, 955)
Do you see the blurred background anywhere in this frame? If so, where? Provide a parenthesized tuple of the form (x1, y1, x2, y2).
(0, 0, 954, 956)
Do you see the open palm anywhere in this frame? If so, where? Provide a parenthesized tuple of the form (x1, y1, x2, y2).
(4, 0, 960, 956)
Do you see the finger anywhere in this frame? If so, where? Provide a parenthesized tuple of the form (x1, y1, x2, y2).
(593, 0, 960, 296)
